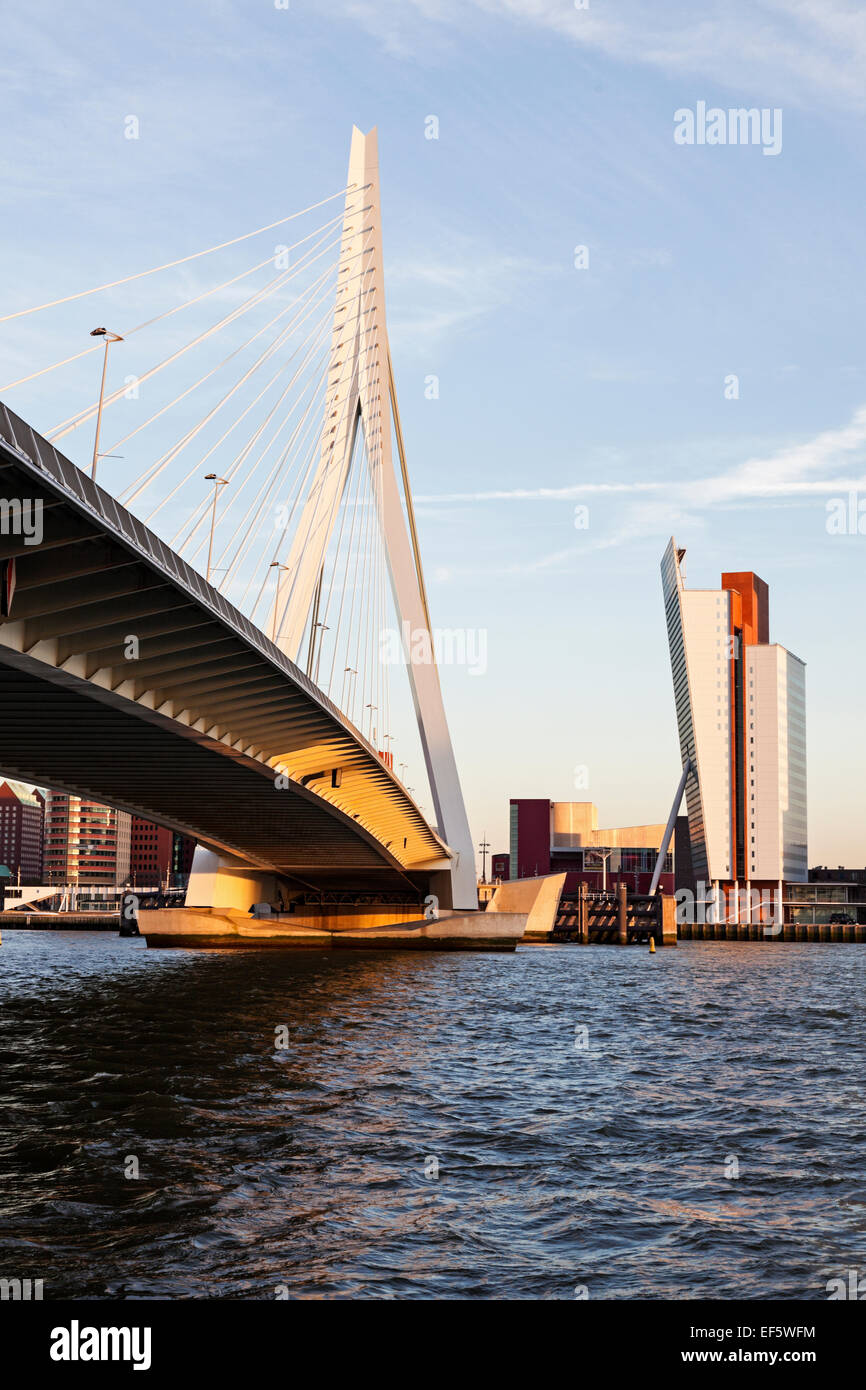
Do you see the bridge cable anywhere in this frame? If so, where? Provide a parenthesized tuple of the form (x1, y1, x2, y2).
(116, 266, 339, 517)
(47, 264, 296, 442)
(47, 220, 348, 444)
(0, 186, 367, 322)
(104, 227, 344, 460)
(148, 301, 335, 539)
(187, 326, 336, 577)
(117, 258, 341, 508)
(0, 229, 341, 394)
(235, 371, 335, 611)
(211, 340, 335, 582)
(243, 374, 339, 619)
(268, 237, 377, 643)
(323, 425, 369, 699)
(316, 417, 368, 694)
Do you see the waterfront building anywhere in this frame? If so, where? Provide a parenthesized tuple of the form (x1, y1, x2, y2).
(795, 868, 866, 927)
(123, 817, 197, 889)
(491, 852, 510, 882)
(506, 798, 673, 893)
(0, 780, 44, 882)
(171, 830, 196, 889)
(662, 537, 807, 916)
(44, 792, 132, 887)
(810, 865, 866, 887)
(130, 816, 174, 888)
(787, 880, 866, 927)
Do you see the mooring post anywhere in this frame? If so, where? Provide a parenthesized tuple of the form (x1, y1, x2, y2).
(617, 878, 628, 945)
(578, 881, 589, 944)
(660, 887, 677, 946)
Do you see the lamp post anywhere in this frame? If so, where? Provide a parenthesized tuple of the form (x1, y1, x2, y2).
(311, 621, 329, 684)
(89, 327, 123, 481)
(478, 834, 490, 884)
(342, 666, 358, 718)
(586, 846, 613, 892)
(268, 562, 290, 642)
(204, 473, 229, 583)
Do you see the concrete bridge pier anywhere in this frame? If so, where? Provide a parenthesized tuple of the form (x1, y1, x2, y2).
(186, 847, 279, 913)
(142, 846, 532, 951)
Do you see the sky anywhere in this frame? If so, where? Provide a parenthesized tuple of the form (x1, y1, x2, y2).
(1, 0, 865, 871)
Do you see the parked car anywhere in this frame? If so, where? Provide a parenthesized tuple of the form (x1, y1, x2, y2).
(828, 913, 854, 925)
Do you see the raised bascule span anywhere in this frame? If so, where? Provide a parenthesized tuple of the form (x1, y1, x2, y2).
(0, 128, 551, 950)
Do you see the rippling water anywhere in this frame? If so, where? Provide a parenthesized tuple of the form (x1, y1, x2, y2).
(1, 930, 864, 1300)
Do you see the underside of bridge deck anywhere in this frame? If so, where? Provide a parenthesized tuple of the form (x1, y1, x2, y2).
(0, 402, 455, 901)
(0, 655, 427, 896)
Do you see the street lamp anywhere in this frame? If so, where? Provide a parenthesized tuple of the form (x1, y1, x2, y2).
(342, 666, 358, 717)
(89, 327, 124, 481)
(204, 473, 229, 583)
(586, 846, 613, 892)
(311, 621, 329, 684)
(478, 834, 490, 884)
(268, 562, 290, 641)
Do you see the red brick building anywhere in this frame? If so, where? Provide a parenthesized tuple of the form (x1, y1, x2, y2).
(130, 816, 174, 888)
(44, 792, 131, 886)
(0, 781, 44, 882)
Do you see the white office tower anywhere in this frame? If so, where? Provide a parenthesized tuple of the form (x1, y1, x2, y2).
(746, 644, 807, 882)
(661, 537, 807, 892)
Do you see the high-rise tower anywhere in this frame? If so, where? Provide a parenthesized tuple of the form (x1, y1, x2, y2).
(661, 538, 807, 893)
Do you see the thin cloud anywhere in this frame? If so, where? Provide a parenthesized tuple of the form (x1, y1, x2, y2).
(421, 406, 866, 569)
(337, 0, 866, 112)
(388, 250, 551, 351)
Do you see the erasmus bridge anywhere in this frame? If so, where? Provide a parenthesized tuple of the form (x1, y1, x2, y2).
(0, 129, 539, 949)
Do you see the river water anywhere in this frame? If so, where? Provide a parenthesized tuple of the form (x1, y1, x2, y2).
(0, 931, 863, 1300)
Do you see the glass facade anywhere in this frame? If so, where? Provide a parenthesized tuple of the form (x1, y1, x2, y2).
(508, 803, 519, 880)
(785, 884, 865, 924)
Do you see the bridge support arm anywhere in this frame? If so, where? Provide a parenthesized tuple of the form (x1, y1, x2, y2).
(649, 756, 692, 896)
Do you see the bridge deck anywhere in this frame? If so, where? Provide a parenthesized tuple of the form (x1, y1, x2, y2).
(0, 402, 452, 896)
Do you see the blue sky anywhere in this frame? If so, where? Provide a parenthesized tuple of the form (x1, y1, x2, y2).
(2, 1, 865, 868)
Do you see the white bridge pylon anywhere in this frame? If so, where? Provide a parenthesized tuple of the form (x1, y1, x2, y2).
(269, 127, 476, 910)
